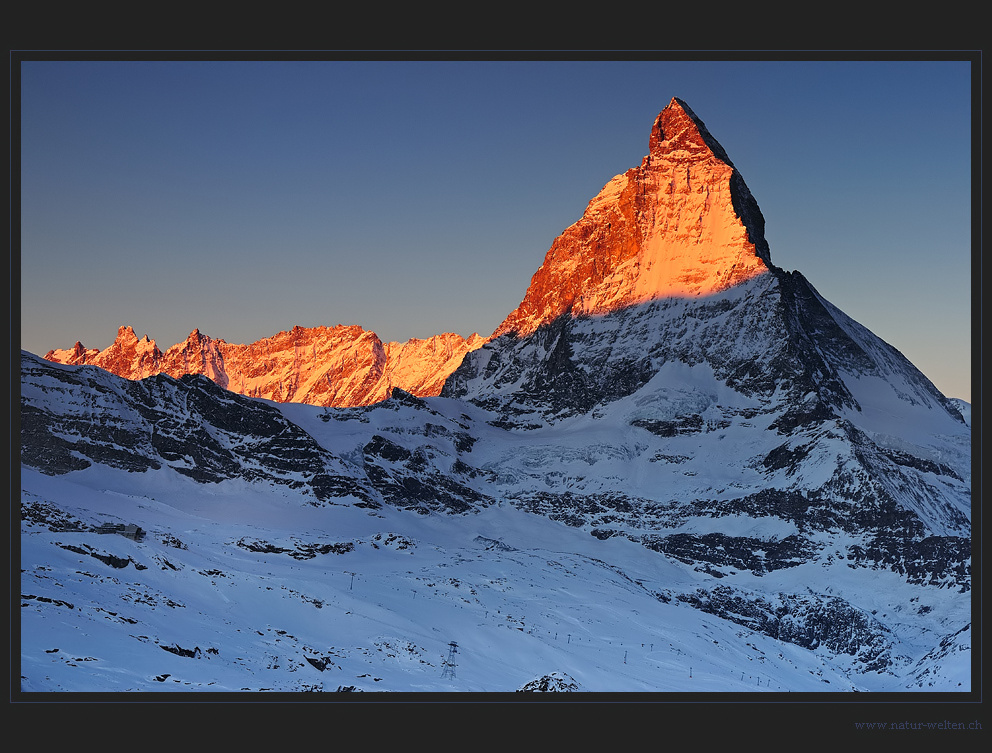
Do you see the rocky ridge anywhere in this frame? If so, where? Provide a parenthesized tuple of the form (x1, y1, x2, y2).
(46, 325, 486, 408)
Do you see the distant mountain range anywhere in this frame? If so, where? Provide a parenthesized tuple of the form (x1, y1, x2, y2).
(45, 324, 485, 408)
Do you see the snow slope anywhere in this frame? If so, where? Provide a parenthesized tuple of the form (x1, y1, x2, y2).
(19, 463, 970, 694)
(19, 350, 971, 694)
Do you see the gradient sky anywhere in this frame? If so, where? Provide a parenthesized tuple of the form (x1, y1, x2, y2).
(17, 56, 974, 402)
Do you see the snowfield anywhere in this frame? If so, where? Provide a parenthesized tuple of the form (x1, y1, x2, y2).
(19, 380, 971, 695)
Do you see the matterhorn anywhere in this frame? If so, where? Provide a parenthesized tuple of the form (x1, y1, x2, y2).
(493, 97, 771, 340)
(21, 98, 970, 694)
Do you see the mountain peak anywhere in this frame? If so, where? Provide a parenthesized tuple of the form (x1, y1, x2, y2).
(648, 97, 733, 166)
(494, 99, 772, 339)
(116, 324, 138, 341)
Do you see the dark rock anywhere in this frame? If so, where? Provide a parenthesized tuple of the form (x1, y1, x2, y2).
(678, 585, 894, 671)
(517, 672, 579, 692)
(642, 532, 816, 575)
(159, 643, 201, 659)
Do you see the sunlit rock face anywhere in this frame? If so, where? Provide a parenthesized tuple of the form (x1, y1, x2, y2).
(494, 97, 771, 339)
(45, 325, 485, 408)
(46, 326, 165, 381)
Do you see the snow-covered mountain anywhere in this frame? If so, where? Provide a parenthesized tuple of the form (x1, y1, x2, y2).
(19, 98, 971, 695)
(16, 346, 973, 693)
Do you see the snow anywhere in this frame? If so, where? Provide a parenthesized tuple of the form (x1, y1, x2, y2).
(24, 465, 919, 694)
(19, 308, 972, 697)
(19, 370, 972, 695)
(948, 397, 971, 427)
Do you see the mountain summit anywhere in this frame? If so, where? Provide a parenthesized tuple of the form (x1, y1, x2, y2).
(443, 100, 965, 436)
(493, 97, 772, 339)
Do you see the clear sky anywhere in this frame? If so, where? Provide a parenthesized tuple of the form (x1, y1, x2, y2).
(17, 55, 974, 402)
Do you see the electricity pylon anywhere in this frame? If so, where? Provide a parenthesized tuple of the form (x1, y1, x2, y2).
(441, 641, 458, 680)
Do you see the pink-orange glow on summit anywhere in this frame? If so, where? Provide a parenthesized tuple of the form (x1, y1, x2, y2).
(494, 97, 771, 339)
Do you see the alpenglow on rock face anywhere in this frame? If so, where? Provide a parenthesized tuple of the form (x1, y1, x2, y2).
(493, 97, 772, 339)
(46, 324, 485, 408)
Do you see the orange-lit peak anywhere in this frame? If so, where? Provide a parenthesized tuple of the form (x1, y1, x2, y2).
(493, 99, 772, 339)
(651, 98, 707, 156)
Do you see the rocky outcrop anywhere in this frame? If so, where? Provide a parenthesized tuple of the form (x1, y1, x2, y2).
(517, 672, 580, 692)
(46, 328, 165, 380)
(20, 351, 376, 505)
(22, 351, 495, 515)
(675, 586, 896, 672)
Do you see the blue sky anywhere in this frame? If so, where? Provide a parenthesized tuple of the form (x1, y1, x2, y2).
(17, 56, 974, 401)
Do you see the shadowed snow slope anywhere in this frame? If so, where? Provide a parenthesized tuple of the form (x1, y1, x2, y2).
(20, 98, 971, 695)
(20, 344, 970, 693)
